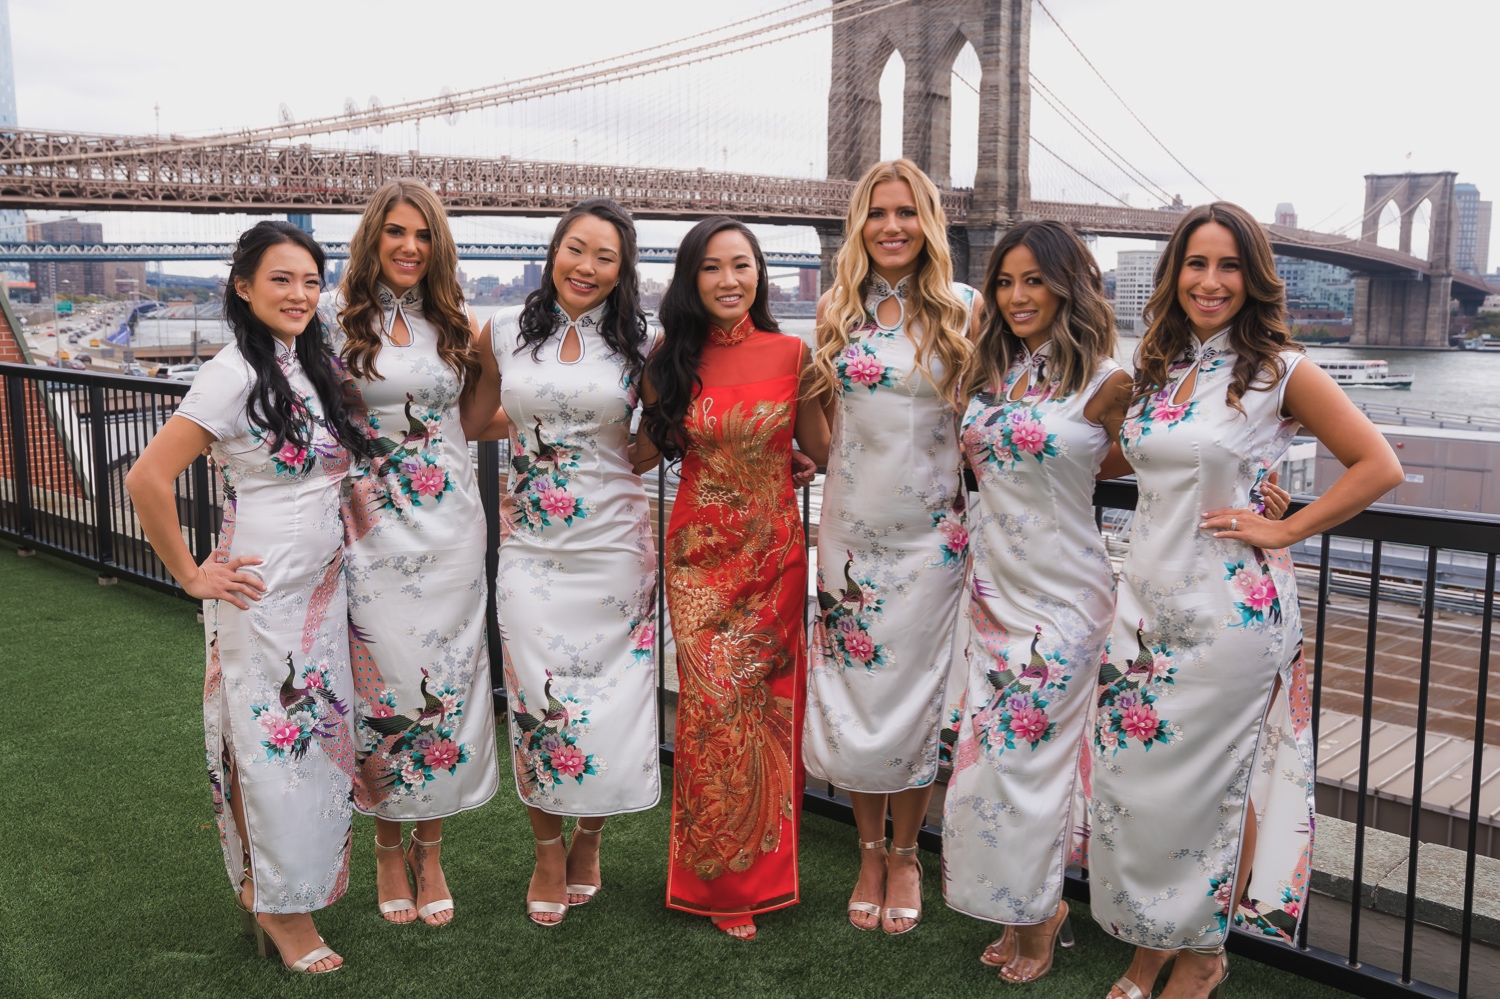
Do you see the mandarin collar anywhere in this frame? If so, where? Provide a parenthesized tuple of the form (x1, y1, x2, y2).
(375, 282, 423, 337)
(708, 311, 754, 346)
(554, 300, 608, 332)
(864, 271, 913, 311)
(1185, 327, 1232, 363)
(1017, 337, 1055, 373)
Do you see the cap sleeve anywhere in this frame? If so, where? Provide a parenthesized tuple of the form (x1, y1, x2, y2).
(1275, 350, 1307, 417)
(489, 305, 524, 375)
(175, 354, 251, 441)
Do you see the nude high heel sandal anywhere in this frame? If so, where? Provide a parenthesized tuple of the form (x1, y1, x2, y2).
(847, 836, 886, 930)
(566, 822, 603, 905)
(881, 843, 923, 935)
(406, 833, 454, 925)
(527, 834, 569, 927)
(374, 834, 417, 922)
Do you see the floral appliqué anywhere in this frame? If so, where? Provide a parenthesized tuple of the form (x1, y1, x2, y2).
(816, 555, 889, 671)
(251, 653, 351, 761)
(510, 417, 594, 532)
(1095, 623, 1181, 755)
(972, 627, 1072, 756)
(511, 674, 602, 800)
(361, 670, 472, 793)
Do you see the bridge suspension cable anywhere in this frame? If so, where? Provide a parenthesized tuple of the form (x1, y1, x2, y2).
(1026, 75, 1176, 207)
(3, 0, 915, 168)
(1032, 0, 1221, 202)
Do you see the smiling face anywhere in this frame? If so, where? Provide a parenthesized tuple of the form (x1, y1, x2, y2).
(994, 243, 1062, 350)
(1176, 221, 1246, 339)
(377, 200, 431, 293)
(235, 242, 321, 347)
(552, 214, 622, 318)
(696, 228, 759, 328)
(861, 179, 925, 284)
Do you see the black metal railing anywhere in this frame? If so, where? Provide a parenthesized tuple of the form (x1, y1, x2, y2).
(3, 361, 1496, 999)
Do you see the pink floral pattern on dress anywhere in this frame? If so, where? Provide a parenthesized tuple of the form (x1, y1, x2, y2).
(510, 420, 595, 531)
(250, 655, 351, 761)
(1225, 553, 1283, 627)
(360, 674, 474, 795)
(836, 338, 898, 394)
(815, 558, 890, 672)
(971, 628, 1071, 756)
(966, 392, 1061, 472)
(510, 675, 603, 801)
(1095, 626, 1181, 756)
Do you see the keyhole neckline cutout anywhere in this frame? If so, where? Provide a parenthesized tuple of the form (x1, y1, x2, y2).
(1172, 327, 1231, 406)
(1008, 338, 1054, 403)
(864, 271, 913, 331)
(552, 301, 606, 365)
(376, 282, 423, 348)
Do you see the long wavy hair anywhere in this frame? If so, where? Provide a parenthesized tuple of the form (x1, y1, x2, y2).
(963, 220, 1116, 400)
(337, 179, 479, 390)
(223, 221, 368, 457)
(515, 198, 648, 385)
(813, 159, 971, 406)
(1135, 201, 1299, 413)
(640, 216, 779, 461)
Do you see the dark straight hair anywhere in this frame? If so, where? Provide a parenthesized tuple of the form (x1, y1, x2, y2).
(640, 216, 778, 460)
(223, 220, 368, 457)
(515, 198, 649, 385)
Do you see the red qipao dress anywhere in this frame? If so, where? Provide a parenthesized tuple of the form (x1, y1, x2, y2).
(664, 315, 808, 918)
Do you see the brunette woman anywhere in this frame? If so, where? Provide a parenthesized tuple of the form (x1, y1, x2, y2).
(1092, 202, 1401, 999)
(803, 159, 977, 935)
(467, 198, 658, 926)
(638, 216, 830, 940)
(126, 221, 370, 973)
(333, 179, 499, 927)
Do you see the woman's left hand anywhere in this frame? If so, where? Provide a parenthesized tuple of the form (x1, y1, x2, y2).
(791, 450, 818, 488)
(1200, 507, 1292, 550)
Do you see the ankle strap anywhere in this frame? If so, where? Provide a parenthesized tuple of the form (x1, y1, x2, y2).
(859, 837, 887, 851)
(891, 844, 919, 856)
(535, 834, 564, 847)
(1186, 945, 1225, 956)
(573, 822, 604, 836)
(373, 835, 404, 852)
(410, 833, 443, 848)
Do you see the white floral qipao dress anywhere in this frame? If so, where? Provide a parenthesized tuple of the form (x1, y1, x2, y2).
(177, 341, 357, 913)
(1090, 332, 1314, 949)
(333, 285, 499, 821)
(492, 303, 659, 816)
(942, 343, 1120, 925)
(804, 275, 977, 792)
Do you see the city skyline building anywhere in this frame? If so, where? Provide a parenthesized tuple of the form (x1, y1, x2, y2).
(1275, 256, 1355, 314)
(28, 219, 106, 301)
(1455, 183, 1492, 276)
(1114, 247, 1162, 335)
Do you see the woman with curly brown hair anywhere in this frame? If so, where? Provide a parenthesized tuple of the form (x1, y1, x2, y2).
(331, 179, 499, 929)
(1091, 202, 1401, 999)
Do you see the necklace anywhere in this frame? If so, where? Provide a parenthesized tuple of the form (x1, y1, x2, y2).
(709, 312, 754, 346)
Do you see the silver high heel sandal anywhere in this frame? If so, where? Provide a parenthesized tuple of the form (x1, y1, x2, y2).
(375, 834, 417, 922)
(566, 822, 604, 905)
(406, 833, 454, 926)
(882, 843, 923, 935)
(1186, 946, 1230, 999)
(237, 870, 341, 973)
(527, 833, 569, 927)
(1107, 952, 1178, 999)
(847, 836, 886, 930)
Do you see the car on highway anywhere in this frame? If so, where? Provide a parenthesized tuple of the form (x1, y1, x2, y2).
(120, 363, 149, 377)
(156, 363, 201, 383)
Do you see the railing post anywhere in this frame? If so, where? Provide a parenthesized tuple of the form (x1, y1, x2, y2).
(86, 383, 116, 583)
(4, 372, 35, 544)
(189, 455, 212, 567)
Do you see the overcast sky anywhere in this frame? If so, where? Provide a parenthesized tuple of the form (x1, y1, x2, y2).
(10, 0, 1498, 283)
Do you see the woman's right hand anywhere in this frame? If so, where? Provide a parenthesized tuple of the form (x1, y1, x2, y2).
(184, 554, 267, 610)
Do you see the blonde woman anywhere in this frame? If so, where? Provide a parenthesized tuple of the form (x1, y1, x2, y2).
(332, 179, 499, 927)
(803, 159, 977, 935)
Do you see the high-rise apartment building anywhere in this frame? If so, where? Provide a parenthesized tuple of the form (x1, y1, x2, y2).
(29, 220, 107, 301)
(1275, 203, 1298, 228)
(1455, 183, 1492, 276)
(1275, 256, 1355, 314)
(1114, 248, 1162, 335)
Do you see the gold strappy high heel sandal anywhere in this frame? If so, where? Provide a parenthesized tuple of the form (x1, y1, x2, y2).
(374, 834, 417, 923)
(237, 870, 341, 973)
(406, 833, 454, 926)
(881, 843, 923, 935)
(566, 822, 604, 905)
(847, 836, 886, 930)
(1106, 952, 1177, 999)
(1186, 946, 1230, 999)
(527, 833, 569, 927)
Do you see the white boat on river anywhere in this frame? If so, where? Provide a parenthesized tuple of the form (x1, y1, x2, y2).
(1316, 358, 1414, 390)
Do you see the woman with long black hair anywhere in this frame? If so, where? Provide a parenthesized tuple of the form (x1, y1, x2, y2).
(126, 221, 371, 973)
(637, 215, 829, 940)
(467, 197, 658, 927)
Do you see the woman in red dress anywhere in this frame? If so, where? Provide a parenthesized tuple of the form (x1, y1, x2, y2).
(638, 216, 830, 939)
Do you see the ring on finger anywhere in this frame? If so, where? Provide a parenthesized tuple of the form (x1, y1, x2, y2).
(1231, 517, 1238, 531)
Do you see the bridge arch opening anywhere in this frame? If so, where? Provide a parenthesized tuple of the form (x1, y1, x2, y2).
(878, 47, 905, 162)
(949, 39, 980, 189)
(1409, 197, 1433, 261)
(1375, 199, 1402, 251)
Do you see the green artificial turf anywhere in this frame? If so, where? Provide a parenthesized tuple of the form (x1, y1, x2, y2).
(0, 550, 1352, 998)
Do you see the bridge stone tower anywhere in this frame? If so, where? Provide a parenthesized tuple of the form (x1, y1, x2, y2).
(1353, 172, 1459, 348)
(823, 0, 1031, 286)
